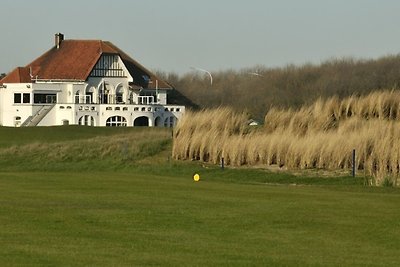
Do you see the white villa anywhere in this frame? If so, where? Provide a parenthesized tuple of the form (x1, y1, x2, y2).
(0, 33, 185, 127)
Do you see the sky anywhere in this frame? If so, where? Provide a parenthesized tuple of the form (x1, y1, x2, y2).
(1, 0, 400, 75)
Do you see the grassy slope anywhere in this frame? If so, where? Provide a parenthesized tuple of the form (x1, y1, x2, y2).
(0, 125, 142, 147)
(0, 127, 399, 266)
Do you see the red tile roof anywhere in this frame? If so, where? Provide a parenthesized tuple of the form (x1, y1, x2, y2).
(27, 40, 101, 81)
(0, 67, 31, 84)
(0, 38, 172, 89)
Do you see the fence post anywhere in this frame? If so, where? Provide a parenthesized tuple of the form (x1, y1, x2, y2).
(221, 157, 224, 170)
(352, 149, 356, 178)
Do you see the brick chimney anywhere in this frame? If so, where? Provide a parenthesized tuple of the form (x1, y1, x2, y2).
(55, 33, 64, 49)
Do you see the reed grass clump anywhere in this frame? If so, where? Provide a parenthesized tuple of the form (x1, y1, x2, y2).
(173, 91, 400, 186)
(172, 107, 250, 163)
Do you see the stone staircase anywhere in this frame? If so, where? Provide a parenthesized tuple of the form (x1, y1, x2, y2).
(21, 105, 55, 126)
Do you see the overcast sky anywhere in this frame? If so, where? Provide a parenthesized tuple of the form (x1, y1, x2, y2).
(1, 0, 400, 74)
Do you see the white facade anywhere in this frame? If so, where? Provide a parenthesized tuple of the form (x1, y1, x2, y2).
(0, 54, 185, 127)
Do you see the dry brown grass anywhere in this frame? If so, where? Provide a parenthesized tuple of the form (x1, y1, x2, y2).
(172, 107, 249, 163)
(173, 91, 400, 186)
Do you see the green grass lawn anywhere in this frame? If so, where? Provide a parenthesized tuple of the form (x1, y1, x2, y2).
(0, 126, 400, 266)
(1, 169, 400, 266)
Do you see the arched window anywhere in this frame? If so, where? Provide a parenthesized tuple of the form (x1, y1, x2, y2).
(100, 82, 113, 104)
(116, 86, 125, 103)
(134, 116, 149, 126)
(106, 116, 127, 127)
(164, 117, 177, 127)
(75, 91, 80, 104)
(86, 86, 96, 104)
(154, 117, 162, 127)
(78, 115, 95, 126)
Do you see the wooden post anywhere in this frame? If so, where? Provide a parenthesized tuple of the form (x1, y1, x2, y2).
(352, 149, 356, 178)
(221, 157, 224, 170)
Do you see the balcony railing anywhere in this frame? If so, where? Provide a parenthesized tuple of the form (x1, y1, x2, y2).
(75, 95, 92, 104)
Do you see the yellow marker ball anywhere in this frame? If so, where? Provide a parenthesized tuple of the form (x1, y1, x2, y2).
(193, 173, 200, 182)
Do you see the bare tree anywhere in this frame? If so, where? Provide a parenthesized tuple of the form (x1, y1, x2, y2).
(164, 55, 400, 121)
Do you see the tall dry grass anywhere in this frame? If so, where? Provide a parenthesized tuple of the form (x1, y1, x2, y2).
(173, 91, 400, 186)
(172, 107, 250, 164)
(264, 90, 400, 135)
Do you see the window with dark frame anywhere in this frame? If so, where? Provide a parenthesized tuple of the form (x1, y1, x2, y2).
(34, 93, 56, 104)
(23, 93, 30, 104)
(106, 116, 127, 127)
(89, 55, 126, 78)
(14, 93, 21, 103)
